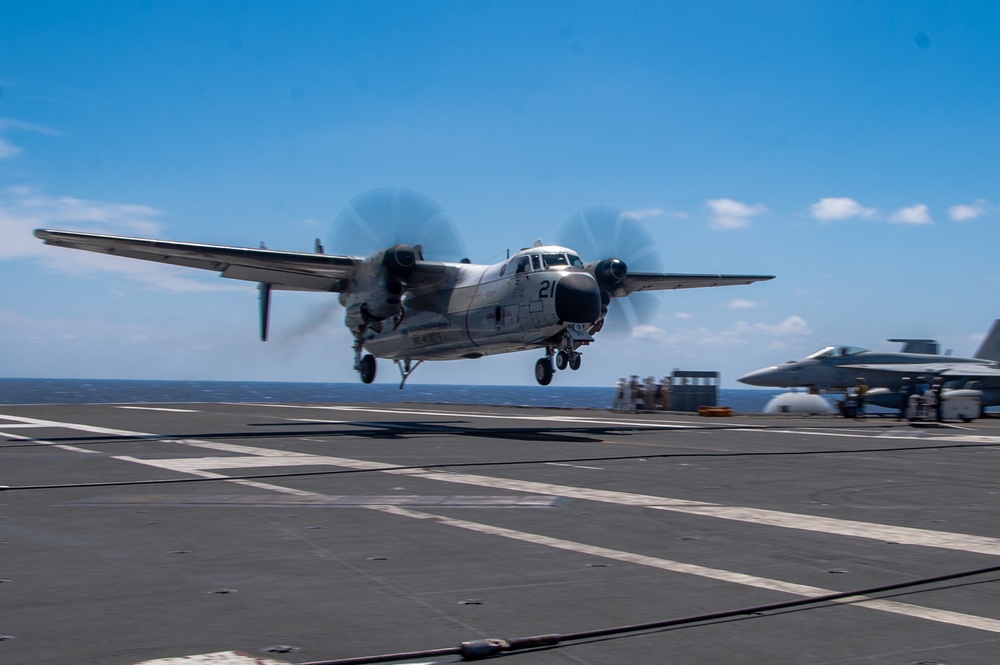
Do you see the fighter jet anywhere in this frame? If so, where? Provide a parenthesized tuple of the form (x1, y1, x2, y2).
(737, 320, 1000, 408)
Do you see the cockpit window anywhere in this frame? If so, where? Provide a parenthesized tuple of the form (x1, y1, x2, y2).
(806, 345, 869, 359)
(530, 254, 541, 271)
(568, 253, 584, 268)
(542, 252, 568, 268)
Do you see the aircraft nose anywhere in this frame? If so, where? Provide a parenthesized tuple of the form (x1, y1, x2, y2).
(555, 272, 602, 323)
(737, 366, 782, 387)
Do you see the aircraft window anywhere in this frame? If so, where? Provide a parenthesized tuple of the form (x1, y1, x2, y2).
(806, 345, 869, 359)
(568, 254, 584, 267)
(542, 252, 569, 268)
(530, 254, 541, 271)
(515, 256, 530, 274)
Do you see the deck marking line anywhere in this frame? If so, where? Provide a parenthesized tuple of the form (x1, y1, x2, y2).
(11, 409, 1000, 634)
(7, 410, 1000, 555)
(250, 403, 712, 429)
(116, 406, 200, 413)
(545, 462, 605, 470)
(1, 430, 101, 454)
(367, 504, 1000, 634)
(117, 439, 1000, 556)
(112, 456, 327, 497)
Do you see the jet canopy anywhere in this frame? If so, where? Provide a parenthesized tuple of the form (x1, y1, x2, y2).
(806, 345, 869, 359)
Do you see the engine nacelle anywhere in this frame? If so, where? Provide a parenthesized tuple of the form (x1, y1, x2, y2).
(382, 244, 417, 276)
(591, 258, 628, 289)
(587, 258, 627, 318)
(342, 245, 419, 329)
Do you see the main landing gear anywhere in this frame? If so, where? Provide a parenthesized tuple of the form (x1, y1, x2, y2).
(353, 328, 378, 384)
(535, 358, 554, 386)
(535, 346, 583, 386)
(353, 328, 422, 389)
(359, 354, 377, 384)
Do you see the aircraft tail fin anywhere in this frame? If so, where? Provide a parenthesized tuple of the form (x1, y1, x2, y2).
(974, 320, 1000, 361)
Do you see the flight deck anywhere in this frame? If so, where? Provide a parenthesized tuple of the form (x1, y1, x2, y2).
(3, 402, 1000, 664)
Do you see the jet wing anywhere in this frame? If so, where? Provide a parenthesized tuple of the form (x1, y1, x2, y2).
(610, 273, 774, 296)
(842, 363, 1000, 378)
(34, 229, 361, 292)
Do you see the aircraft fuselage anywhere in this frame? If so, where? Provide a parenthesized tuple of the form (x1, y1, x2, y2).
(356, 252, 601, 361)
(738, 351, 996, 390)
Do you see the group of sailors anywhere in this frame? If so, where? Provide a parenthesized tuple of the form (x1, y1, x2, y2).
(846, 375, 946, 421)
(896, 375, 947, 422)
(611, 375, 673, 412)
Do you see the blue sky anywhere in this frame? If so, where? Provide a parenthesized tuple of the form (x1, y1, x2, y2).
(2, 1, 998, 388)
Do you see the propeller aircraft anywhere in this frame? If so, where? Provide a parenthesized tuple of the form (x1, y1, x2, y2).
(34, 188, 774, 387)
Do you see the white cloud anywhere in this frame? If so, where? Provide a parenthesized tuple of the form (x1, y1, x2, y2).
(0, 186, 166, 259)
(889, 203, 932, 224)
(727, 298, 758, 309)
(705, 198, 766, 230)
(809, 197, 876, 221)
(674, 311, 694, 320)
(948, 199, 988, 221)
(0, 136, 21, 158)
(621, 208, 691, 221)
(0, 117, 62, 159)
(733, 315, 810, 336)
(625, 315, 810, 351)
(622, 208, 665, 219)
(0, 186, 241, 293)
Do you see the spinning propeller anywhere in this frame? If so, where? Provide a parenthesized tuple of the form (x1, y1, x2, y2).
(554, 206, 664, 337)
(327, 187, 468, 263)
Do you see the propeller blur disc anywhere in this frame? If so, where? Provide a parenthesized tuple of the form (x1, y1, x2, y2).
(328, 187, 468, 262)
(555, 206, 664, 337)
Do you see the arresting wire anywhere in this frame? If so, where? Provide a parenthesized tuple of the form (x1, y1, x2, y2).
(295, 563, 1000, 664)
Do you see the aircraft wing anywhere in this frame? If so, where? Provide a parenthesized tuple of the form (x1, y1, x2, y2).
(34, 229, 362, 292)
(610, 273, 774, 296)
(842, 362, 1000, 378)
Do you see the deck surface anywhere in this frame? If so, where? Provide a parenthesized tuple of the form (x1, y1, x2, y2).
(3, 402, 1000, 664)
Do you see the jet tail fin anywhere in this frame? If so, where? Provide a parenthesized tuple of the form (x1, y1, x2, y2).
(974, 320, 1000, 361)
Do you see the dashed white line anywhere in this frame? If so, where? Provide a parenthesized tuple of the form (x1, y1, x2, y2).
(8, 407, 1000, 635)
(369, 505, 1000, 634)
(116, 406, 200, 413)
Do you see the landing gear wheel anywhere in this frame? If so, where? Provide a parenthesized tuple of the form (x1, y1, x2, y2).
(569, 353, 582, 371)
(535, 358, 554, 386)
(555, 350, 569, 371)
(360, 354, 377, 384)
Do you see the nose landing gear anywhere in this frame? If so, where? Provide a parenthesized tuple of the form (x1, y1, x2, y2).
(536, 343, 583, 385)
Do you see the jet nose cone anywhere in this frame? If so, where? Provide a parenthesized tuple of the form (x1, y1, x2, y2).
(737, 367, 781, 387)
(555, 272, 602, 323)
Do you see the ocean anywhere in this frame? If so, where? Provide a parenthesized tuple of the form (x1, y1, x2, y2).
(0, 378, 782, 413)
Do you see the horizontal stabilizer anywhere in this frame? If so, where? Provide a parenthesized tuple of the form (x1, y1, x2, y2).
(887, 338, 940, 355)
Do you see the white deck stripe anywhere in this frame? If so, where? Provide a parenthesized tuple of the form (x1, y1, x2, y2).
(6, 409, 1000, 556)
(114, 434, 1000, 557)
(7, 407, 1000, 634)
(368, 505, 1000, 634)
(117, 406, 199, 413)
(0, 430, 101, 454)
